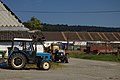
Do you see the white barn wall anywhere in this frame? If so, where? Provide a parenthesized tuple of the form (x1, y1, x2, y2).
(0, 42, 12, 51)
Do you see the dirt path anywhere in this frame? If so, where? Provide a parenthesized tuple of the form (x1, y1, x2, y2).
(0, 58, 120, 80)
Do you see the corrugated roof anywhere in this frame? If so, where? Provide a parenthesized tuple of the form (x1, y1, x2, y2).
(0, 1, 29, 31)
(0, 31, 31, 41)
(43, 32, 65, 41)
(64, 32, 80, 41)
(0, 31, 120, 41)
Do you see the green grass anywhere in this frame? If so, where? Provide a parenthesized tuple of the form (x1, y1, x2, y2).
(51, 62, 63, 69)
(0, 51, 6, 53)
(69, 52, 120, 62)
(25, 64, 37, 69)
(25, 62, 63, 69)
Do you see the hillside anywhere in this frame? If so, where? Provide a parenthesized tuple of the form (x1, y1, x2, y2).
(42, 23, 120, 32)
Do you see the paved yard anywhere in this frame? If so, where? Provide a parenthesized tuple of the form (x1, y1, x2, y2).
(0, 58, 120, 80)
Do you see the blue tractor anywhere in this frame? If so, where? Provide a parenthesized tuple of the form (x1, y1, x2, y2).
(0, 37, 51, 70)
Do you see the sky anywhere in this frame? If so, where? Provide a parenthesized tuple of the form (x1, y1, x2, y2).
(2, 0, 120, 27)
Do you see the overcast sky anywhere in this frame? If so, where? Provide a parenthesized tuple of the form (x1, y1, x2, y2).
(3, 0, 120, 27)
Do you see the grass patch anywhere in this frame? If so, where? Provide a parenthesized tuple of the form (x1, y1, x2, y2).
(25, 62, 63, 69)
(69, 52, 120, 62)
(0, 51, 6, 54)
(51, 62, 63, 69)
(25, 64, 37, 69)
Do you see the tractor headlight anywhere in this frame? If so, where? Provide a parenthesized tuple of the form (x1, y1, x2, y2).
(60, 52, 64, 56)
(61, 54, 63, 56)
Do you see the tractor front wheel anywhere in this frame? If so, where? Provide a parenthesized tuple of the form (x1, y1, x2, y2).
(37, 60, 51, 70)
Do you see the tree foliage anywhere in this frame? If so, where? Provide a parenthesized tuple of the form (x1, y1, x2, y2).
(23, 16, 43, 30)
(42, 23, 120, 32)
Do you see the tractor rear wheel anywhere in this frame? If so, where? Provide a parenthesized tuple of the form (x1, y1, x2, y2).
(9, 53, 26, 70)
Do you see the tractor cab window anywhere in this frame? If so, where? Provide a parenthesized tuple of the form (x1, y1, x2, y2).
(13, 41, 34, 51)
(26, 42, 33, 51)
(13, 42, 23, 50)
(59, 44, 65, 50)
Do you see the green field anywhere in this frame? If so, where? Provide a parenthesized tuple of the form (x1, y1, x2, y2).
(69, 52, 120, 62)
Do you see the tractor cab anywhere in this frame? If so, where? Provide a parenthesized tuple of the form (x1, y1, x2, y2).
(9, 38, 37, 59)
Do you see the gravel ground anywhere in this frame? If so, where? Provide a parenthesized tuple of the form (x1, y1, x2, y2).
(0, 58, 120, 80)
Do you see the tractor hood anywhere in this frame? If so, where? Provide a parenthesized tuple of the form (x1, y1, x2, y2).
(36, 52, 50, 61)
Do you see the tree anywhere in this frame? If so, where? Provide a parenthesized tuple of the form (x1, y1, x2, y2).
(23, 16, 43, 30)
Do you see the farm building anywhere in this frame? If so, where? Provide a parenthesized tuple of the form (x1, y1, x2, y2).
(0, 31, 120, 53)
(0, 0, 120, 54)
(0, 1, 29, 31)
(0, 0, 29, 50)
